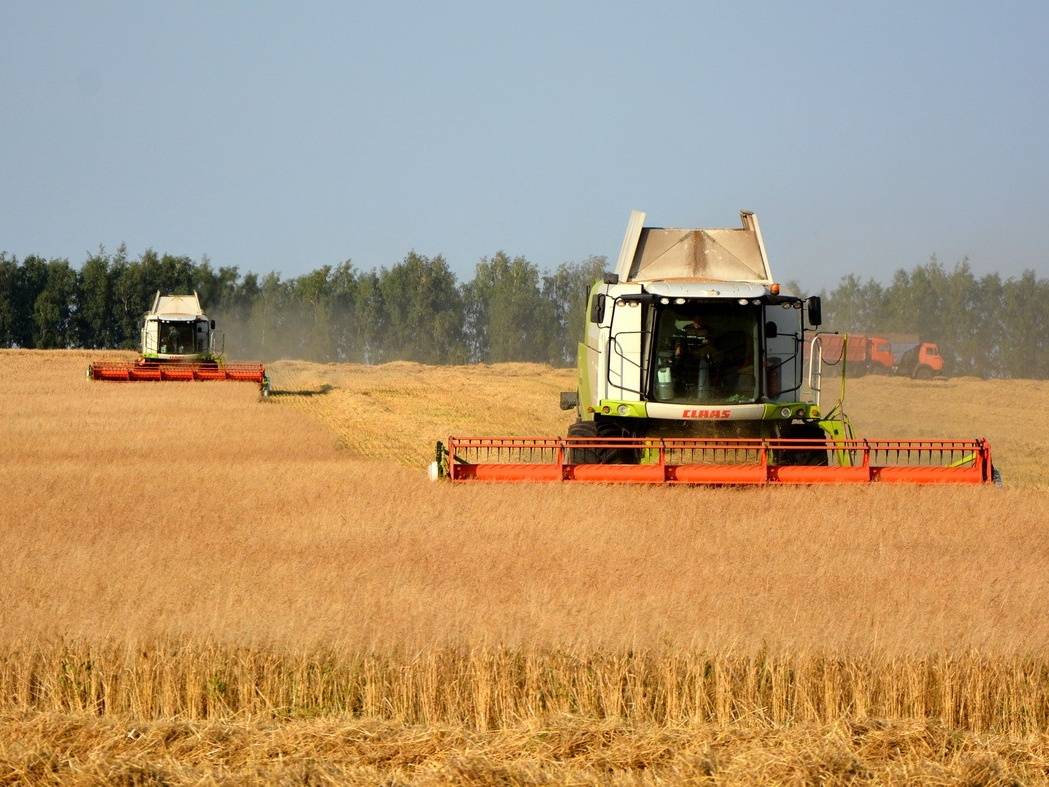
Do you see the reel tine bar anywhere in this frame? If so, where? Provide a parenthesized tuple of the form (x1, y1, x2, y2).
(89, 361, 267, 385)
(444, 436, 994, 485)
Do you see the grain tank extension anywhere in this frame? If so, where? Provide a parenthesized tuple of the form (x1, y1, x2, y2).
(432, 211, 995, 484)
(88, 292, 268, 391)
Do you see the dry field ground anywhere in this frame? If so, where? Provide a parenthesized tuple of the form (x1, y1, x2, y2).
(1, 349, 1048, 784)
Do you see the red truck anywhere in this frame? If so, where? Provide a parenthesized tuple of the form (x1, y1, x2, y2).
(818, 333, 893, 376)
(891, 338, 944, 379)
(817, 333, 944, 378)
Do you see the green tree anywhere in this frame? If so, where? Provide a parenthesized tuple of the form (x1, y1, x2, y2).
(249, 272, 289, 361)
(157, 252, 195, 295)
(541, 256, 608, 366)
(378, 252, 463, 364)
(111, 245, 148, 348)
(193, 257, 241, 313)
(209, 269, 260, 360)
(327, 261, 359, 362)
(462, 252, 549, 364)
(353, 269, 387, 364)
(290, 266, 335, 362)
(33, 258, 77, 348)
(490, 254, 548, 363)
(0, 253, 19, 346)
(998, 271, 1049, 379)
(76, 248, 113, 349)
(928, 260, 982, 376)
(973, 272, 1005, 378)
(822, 273, 887, 332)
(11, 255, 49, 348)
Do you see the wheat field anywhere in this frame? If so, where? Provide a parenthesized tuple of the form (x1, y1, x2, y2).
(2, 349, 1048, 784)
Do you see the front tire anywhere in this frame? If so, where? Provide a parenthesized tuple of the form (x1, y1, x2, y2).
(567, 420, 601, 463)
(566, 419, 638, 464)
(597, 418, 640, 464)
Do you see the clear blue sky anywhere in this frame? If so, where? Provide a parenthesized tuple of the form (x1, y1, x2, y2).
(3, 1, 1047, 293)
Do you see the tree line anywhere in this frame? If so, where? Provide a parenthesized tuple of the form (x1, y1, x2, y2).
(0, 247, 1043, 377)
(817, 257, 1048, 379)
(0, 247, 605, 367)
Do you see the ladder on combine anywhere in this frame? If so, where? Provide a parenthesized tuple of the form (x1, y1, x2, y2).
(432, 436, 996, 485)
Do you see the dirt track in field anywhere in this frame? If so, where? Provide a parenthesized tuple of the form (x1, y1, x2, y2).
(265, 359, 577, 467)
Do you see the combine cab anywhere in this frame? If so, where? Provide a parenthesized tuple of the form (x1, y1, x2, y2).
(88, 292, 268, 392)
(432, 210, 997, 485)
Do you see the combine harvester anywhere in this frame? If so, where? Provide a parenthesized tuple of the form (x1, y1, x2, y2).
(432, 210, 996, 485)
(88, 291, 269, 393)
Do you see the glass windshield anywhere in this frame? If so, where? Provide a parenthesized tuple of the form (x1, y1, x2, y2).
(158, 320, 207, 355)
(651, 302, 760, 404)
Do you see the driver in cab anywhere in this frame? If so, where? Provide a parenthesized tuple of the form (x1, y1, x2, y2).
(674, 315, 715, 358)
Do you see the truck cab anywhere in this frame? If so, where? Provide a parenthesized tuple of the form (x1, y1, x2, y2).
(896, 342, 943, 379)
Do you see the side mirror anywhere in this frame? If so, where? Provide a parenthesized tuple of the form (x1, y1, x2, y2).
(806, 296, 822, 327)
(765, 321, 778, 339)
(559, 391, 579, 411)
(589, 293, 606, 324)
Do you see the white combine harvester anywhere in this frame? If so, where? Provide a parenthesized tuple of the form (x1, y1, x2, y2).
(433, 210, 995, 485)
(89, 291, 268, 392)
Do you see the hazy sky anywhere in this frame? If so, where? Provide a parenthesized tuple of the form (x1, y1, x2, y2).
(3, 1, 1047, 293)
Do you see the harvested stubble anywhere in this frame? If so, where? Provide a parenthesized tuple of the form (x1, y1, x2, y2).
(3, 349, 1049, 783)
(4, 642, 1049, 736)
(3, 711, 1049, 785)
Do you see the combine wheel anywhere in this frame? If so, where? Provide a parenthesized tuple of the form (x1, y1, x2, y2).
(565, 419, 639, 464)
(913, 365, 933, 380)
(566, 420, 601, 464)
(597, 419, 641, 464)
